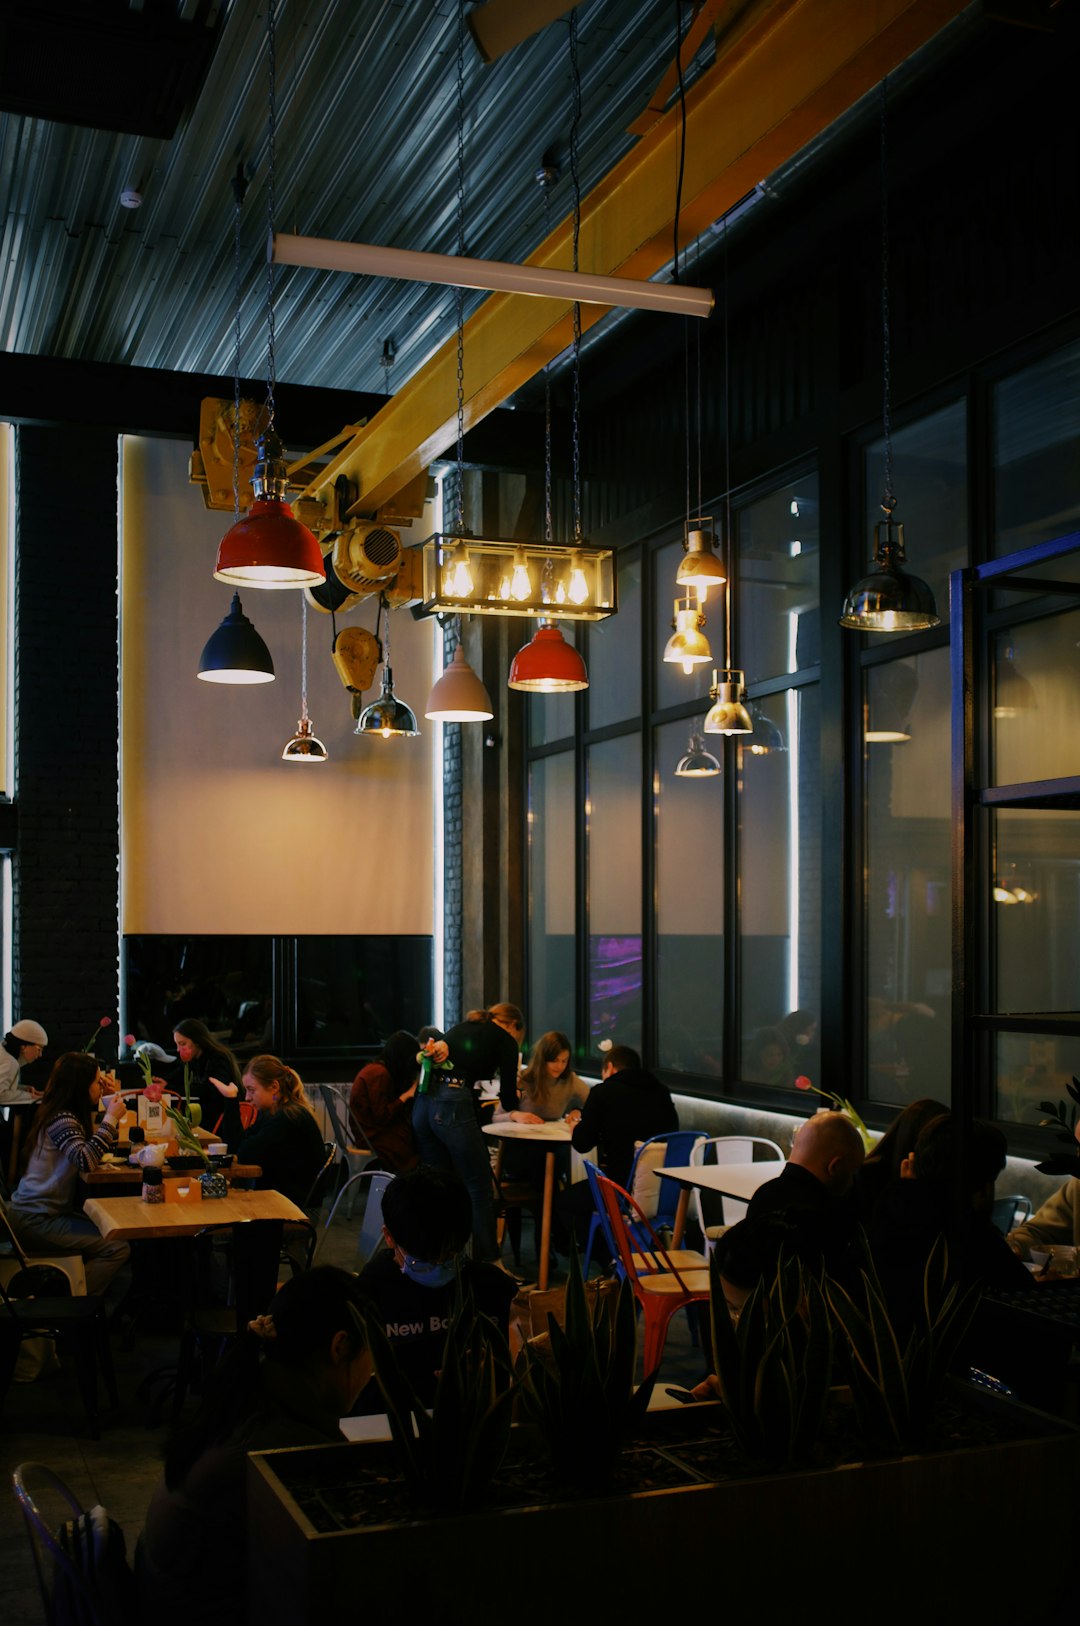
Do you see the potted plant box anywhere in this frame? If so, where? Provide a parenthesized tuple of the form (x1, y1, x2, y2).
(246, 1384, 1079, 1624)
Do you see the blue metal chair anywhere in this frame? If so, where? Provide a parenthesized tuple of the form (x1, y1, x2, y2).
(627, 1130, 708, 1237)
(581, 1160, 706, 1280)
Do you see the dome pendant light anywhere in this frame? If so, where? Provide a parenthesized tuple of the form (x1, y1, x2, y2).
(282, 597, 327, 762)
(214, 430, 326, 589)
(676, 521, 727, 596)
(841, 81, 939, 635)
(426, 642, 494, 722)
(662, 594, 712, 674)
(704, 668, 753, 735)
(197, 592, 275, 684)
(675, 731, 721, 778)
(746, 706, 787, 755)
(214, 0, 325, 594)
(357, 665, 420, 737)
(508, 621, 588, 692)
(357, 595, 419, 737)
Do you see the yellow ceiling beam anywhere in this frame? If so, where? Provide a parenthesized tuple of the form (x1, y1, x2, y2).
(300, 0, 971, 518)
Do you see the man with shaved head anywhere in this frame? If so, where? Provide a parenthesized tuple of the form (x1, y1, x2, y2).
(746, 1110, 865, 1279)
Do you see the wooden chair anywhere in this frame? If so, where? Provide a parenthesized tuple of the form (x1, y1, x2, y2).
(0, 1272, 118, 1439)
(491, 1143, 541, 1269)
(595, 1173, 711, 1380)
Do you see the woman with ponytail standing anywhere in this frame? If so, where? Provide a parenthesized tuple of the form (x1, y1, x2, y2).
(235, 1055, 326, 1207)
(412, 1002, 525, 1266)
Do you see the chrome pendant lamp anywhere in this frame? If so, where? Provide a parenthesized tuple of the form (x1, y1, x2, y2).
(840, 80, 939, 634)
(282, 598, 327, 762)
(356, 596, 420, 738)
(674, 731, 720, 778)
(214, 0, 324, 593)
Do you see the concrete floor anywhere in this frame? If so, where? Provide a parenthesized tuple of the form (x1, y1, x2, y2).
(0, 1187, 705, 1620)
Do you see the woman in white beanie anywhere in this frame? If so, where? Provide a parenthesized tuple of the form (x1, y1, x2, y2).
(0, 1019, 48, 1105)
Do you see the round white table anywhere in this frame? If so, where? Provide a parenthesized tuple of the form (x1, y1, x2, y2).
(482, 1120, 573, 1288)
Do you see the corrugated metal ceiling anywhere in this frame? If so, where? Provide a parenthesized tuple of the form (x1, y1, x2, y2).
(0, 0, 722, 399)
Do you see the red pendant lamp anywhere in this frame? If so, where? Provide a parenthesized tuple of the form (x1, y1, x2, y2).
(508, 622, 588, 692)
(214, 429, 325, 589)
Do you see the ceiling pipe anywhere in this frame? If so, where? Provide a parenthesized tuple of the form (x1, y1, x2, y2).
(271, 233, 713, 319)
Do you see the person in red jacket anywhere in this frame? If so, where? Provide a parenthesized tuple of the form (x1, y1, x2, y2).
(349, 1031, 420, 1173)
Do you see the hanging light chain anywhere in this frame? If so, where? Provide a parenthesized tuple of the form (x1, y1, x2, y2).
(570, 10, 582, 545)
(451, 0, 467, 534)
(542, 176, 554, 545)
(723, 216, 733, 668)
(231, 163, 245, 523)
(880, 76, 894, 515)
(299, 595, 309, 721)
(264, 0, 278, 434)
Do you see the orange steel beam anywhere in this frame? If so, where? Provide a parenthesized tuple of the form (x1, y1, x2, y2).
(300, 0, 972, 518)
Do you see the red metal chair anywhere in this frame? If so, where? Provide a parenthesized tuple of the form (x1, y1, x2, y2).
(595, 1173, 711, 1380)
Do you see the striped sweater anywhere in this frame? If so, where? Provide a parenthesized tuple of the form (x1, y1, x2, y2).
(9, 1111, 119, 1218)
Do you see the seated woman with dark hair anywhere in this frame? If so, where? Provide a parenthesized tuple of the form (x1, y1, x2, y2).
(350, 1030, 420, 1173)
(171, 1018, 244, 1149)
(853, 1096, 950, 1222)
(868, 1112, 1032, 1334)
(137, 1268, 373, 1625)
(7, 1051, 130, 1292)
(236, 1054, 326, 1206)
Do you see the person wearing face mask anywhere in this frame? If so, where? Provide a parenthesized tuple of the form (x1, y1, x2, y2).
(352, 1167, 517, 1414)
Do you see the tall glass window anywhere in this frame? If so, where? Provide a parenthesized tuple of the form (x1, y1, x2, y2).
(737, 475, 821, 1091)
(527, 752, 576, 1037)
(739, 687, 822, 1087)
(655, 719, 723, 1078)
(993, 339, 1080, 558)
(586, 735, 642, 1053)
(991, 607, 1080, 787)
(588, 552, 641, 728)
(992, 807, 1080, 1018)
(864, 648, 952, 1107)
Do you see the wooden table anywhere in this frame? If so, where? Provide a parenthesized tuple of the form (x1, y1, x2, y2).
(82, 1187, 307, 1241)
(483, 1121, 571, 1290)
(656, 1160, 786, 1247)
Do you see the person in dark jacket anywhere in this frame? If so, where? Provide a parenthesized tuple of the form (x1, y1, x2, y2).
(137, 1268, 373, 1626)
(561, 1044, 678, 1249)
(354, 1166, 516, 1413)
(411, 1003, 525, 1265)
(570, 1045, 677, 1188)
(235, 1054, 326, 1207)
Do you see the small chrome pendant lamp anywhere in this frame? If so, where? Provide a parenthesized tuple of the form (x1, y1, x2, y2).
(674, 732, 721, 778)
(282, 598, 327, 762)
